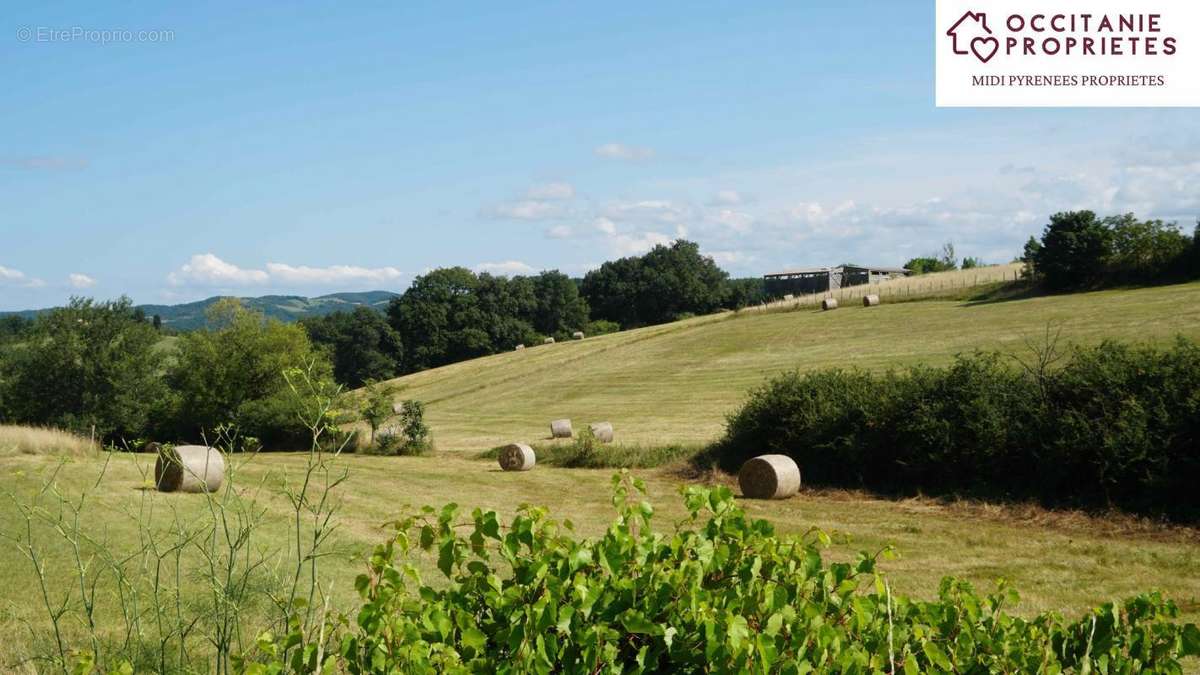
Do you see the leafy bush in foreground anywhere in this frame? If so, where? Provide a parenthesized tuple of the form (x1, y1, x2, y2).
(243, 476, 1199, 673)
(712, 338, 1200, 521)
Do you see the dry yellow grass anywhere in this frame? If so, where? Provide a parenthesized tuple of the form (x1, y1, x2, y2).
(364, 278, 1200, 452)
(755, 262, 1025, 310)
(0, 424, 97, 457)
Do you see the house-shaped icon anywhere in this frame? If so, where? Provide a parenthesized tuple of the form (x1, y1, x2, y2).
(946, 11, 991, 55)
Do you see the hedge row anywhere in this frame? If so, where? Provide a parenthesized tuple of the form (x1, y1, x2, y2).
(711, 338, 1200, 520)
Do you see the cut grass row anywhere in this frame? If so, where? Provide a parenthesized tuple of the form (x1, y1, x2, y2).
(1, 450, 1198, 669)
(368, 279, 1200, 452)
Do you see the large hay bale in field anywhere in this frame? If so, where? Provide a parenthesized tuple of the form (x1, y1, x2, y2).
(550, 419, 573, 439)
(498, 443, 536, 471)
(863, 294, 880, 307)
(155, 445, 225, 493)
(544, 337, 556, 345)
(515, 344, 526, 351)
(821, 298, 838, 311)
(738, 454, 801, 500)
(783, 294, 794, 301)
(588, 422, 614, 443)
(573, 331, 585, 340)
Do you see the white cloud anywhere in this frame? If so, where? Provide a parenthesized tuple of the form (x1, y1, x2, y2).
(545, 225, 573, 239)
(594, 143, 655, 161)
(526, 182, 576, 200)
(265, 263, 403, 285)
(711, 209, 754, 233)
(612, 231, 673, 256)
(710, 190, 743, 206)
(487, 200, 564, 221)
(474, 260, 536, 276)
(0, 264, 45, 288)
(0, 265, 25, 283)
(168, 254, 401, 288)
(168, 254, 269, 286)
(710, 250, 754, 266)
(68, 273, 96, 289)
(593, 217, 617, 235)
(604, 200, 689, 225)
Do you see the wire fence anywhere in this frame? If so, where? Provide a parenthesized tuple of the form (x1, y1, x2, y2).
(750, 262, 1025, 312)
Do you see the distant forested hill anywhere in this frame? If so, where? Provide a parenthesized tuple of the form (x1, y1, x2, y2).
(2, 291, 399, 331)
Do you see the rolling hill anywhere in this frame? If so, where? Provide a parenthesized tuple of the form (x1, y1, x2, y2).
(2, 290, 399, 330)
(372, 276, 1200, 452)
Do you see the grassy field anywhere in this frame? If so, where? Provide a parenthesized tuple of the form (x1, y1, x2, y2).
(0, 424, 97, 457)
(2, 450, 1199, 669)
(3, 277, 1200, 669)
(371, 276, 1200, 450)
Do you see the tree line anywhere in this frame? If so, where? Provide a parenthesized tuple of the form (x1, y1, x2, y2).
(302, 240, 767, 388)
(1023, 211, 1200, 291)
(0, 241, 764, 446)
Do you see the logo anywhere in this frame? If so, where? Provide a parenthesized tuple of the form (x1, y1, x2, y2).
(946, 11, 999, 64)
(936, 0, 1200, 107)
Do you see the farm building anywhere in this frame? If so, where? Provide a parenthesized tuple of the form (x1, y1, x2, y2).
(764, 264, 910, 297)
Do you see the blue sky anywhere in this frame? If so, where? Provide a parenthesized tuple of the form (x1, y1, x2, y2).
(3, 1, 1199, 310)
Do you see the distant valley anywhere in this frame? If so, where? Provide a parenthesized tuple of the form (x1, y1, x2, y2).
(1, 290, 399, 331)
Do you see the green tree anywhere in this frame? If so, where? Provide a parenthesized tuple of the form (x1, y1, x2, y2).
(1030, 210, 1115, 291)
(170, 299, 332, 445)
(358, 381, 397, 445)
(724, 277, 767, 309)
(388, 267, 492, 371)
(531, 270, 588, 338)
(302, 307, 403, 388)
(1106, 213, 1191, 282)
(582, 240, 730, 328)
(0, 297, 166, 440)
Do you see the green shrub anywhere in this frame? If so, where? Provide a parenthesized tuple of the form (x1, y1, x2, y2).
(711, 338, 1200, 520)
(367, 399, 432, 456)
(242, 476, 1200, 672)
(584, 319, 621, 337)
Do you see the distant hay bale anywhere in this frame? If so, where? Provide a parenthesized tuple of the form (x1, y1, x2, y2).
(783, 294, 794, 301)
(738, 454, 801, 500)
(498, 443, 535, 471)
(544, 337, 556, 345)
(573, 331, 585, 340)
(863, 294, 880, 307)
(515, 344, 526, 351)
(821, 298, 839, 311)
(588, 422, 614, 443)
(155, 445, 225, 493)
(550, 419, 573, 438)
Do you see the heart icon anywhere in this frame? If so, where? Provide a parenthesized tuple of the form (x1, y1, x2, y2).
(971, 37, 999, 64)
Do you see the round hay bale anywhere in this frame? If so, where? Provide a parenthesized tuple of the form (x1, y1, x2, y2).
(515, 344, 526, 351)
(544, 337, 556, 345)
(498, 443, 535, 471)
(550, 418, 573, 439)
(572, 331, 585, 340)
(783, 294, 794, 301)
(863, 294, 880, 307)
(821, 298, 839, 311)
(588, 422, 614, 443)
(155, 445, 225, 493)
(738, 454, 801, 500)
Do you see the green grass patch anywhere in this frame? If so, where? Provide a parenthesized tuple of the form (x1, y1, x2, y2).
(478, 439, 700, 469)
